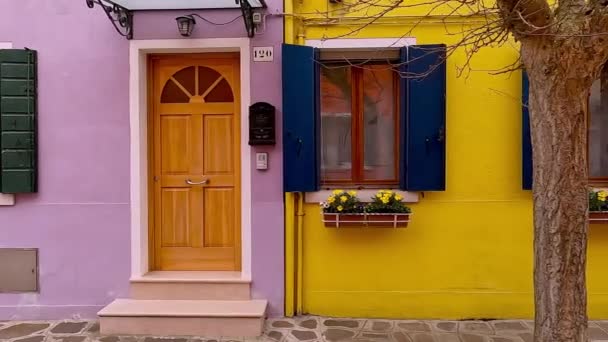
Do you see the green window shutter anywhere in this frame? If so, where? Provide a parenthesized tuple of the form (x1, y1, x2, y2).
(0, 49, 37, 193)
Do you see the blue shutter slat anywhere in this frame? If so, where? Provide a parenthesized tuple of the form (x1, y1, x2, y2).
(403, 44, 447, 191)
(282, 44, 320, 192)
(522, 71, 532, 190)
(399, 46, 408, 190)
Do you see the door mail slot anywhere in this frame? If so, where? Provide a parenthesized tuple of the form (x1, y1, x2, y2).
(248, 102, 276, 146)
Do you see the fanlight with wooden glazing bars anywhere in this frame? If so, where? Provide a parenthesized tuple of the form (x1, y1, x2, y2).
(161, 66, 234, 104)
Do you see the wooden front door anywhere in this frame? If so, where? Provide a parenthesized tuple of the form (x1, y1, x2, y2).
(150, 54, 241, 271)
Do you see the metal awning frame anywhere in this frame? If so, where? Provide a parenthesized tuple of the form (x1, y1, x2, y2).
(85, 0, 267, 40)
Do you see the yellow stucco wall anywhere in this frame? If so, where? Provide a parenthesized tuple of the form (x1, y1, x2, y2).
(284, 0, 608, 319)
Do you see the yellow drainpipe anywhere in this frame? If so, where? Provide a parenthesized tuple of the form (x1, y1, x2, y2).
(284, 0, 294, 44)
(296, 192, 305, 314)
(283, 0, 306, 317)
(283, 0, 296, 317)
(284, 192, 296, 316)
(284, 191, 305, 316)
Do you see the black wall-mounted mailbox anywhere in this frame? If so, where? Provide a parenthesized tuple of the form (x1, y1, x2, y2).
(249, 102, 276, 146)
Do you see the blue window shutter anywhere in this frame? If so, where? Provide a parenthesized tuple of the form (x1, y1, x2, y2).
(399, 46, 408, 190)
(522, 71, 532, 190)
(401, 44, 447, 191)
(282, 44, 320, 192)
(0, 49, 37, 193)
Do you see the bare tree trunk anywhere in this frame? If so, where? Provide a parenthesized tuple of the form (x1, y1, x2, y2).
(528, 66, 590, 342)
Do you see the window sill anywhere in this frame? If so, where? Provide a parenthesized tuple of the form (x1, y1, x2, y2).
(0, 193, 15, 206)
(305, 189, 419, 204)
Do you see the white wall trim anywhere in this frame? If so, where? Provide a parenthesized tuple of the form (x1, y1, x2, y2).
(129, 38, 252, 280)
(0, 42, 15, 206)
(306, 38, 416, 49)
(0, 193, 15, 206)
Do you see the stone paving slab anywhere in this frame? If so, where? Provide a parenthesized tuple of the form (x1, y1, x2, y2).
(1, 317, 608, 342)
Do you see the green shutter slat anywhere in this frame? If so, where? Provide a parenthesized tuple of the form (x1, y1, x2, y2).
(1, 98, 35, 113)
(1, 115, 34, 131)
(0, 50, 33, 63)
(1, 65, 36, 79)
(0, 49, 37, 193)
(2, 151, 35, 168)
(1, 170, 36, 193)
(1, 79, 35, 96)
(1, 132, 35, 148)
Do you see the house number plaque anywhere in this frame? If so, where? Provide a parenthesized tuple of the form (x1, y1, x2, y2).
(248, 102, 276, 146)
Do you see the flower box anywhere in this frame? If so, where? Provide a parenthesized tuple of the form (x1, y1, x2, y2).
(322, 212, 411, 228)
(590, 211, 608, 224)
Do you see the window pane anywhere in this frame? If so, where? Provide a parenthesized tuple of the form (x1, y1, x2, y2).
(320, 66, 352, 182)
(590, 70, 608, 178)
(362, 65, 396, 181)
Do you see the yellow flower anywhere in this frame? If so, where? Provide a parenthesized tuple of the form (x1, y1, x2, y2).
(395, 195, 403, 201)
(333, 189, 342, 195)
(340, 196, 348, 203)
(337, 205, 343, 212)
(381, 198, 389, 204)
(376, 193, 383, 199)
(327, 197, 335, 203)
(348, 190, 357, 196)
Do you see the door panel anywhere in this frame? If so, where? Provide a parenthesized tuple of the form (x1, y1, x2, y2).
(160, 188, 191, 247)
(204, 116, 233, 174)
(151, 54, 241, 271)
(204, 188, 235, 247)
(160, 116, 191, 174)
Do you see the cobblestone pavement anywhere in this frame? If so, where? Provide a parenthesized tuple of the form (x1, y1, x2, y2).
(3, 317, 608, 342)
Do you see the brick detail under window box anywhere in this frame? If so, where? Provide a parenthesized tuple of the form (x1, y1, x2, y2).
(590, 211, 608, 224)
(322, 213, 411, 228)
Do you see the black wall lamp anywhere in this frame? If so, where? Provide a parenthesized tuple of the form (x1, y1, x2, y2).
(176, 15, 196, 37)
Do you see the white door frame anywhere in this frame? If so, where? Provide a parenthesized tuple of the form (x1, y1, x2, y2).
(129, 38, 252, 279)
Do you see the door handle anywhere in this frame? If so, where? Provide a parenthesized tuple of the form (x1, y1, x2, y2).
(186, 179, 209, 185)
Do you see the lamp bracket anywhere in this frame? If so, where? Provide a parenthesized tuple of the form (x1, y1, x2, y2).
(236, 0, 267, 38)
(86, 0, 133, 39)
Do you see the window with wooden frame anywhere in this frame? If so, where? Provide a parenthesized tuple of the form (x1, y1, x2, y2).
(283, 43, 447, 193)
(589, 64, 608, 186)
(320, 62, 399, 186)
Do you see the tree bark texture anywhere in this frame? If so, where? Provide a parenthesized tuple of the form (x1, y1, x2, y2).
(524, 46, 596, 341)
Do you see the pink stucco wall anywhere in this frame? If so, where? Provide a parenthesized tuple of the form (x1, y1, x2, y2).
(0, 0, 284, 319)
